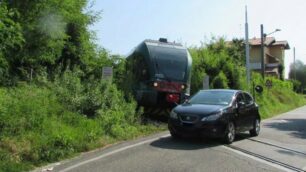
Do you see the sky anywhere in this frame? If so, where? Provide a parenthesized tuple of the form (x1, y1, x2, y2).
(90, 0, 306, 78)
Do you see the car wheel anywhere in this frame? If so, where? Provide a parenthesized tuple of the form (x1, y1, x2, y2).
(170, 130, 182, 139)
(249, 118, 260, 137)
(224, 121, 235, 144)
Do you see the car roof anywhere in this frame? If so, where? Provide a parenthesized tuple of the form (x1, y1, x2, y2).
(198, 89, 254, 98)
(199, 89, 240, 94)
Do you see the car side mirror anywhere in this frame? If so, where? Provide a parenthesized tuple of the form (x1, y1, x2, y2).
(183, 93, 190, 103)
(184, 93, 190, 99)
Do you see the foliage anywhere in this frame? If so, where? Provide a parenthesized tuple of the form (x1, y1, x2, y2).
(211, 71, 229, 89)
(52, 69, 137, 117)
(0, 0, 305, 170)
(0, 1, 164, 171)
(251, 73, 305, 118)
(289, 60, 306, 93)
(0, 0, 100, 84)
(0, 2, 24, 85)
(189, 37, 246, 94)
(289, 79, 302, 93)
(0, 83, 163, 171)
(227, 38, 245, 66)
(189, 37, 305, 119)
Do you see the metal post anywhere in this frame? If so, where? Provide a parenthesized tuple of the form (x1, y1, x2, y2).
(245, 6, 251, 88)
(30, 68, 33, 83)
(293, 47, 296, 80)
(252, 82, 256, 101)
(260, 24, 265, 79)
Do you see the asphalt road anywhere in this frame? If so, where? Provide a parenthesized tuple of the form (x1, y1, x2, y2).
(37, 106, 306, 172)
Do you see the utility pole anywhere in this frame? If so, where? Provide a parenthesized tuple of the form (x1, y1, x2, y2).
(245, 6, 251, 88)
(260, 26, 281, 80)
(260, 24, 265, 79)
(294, 47, 296, 80)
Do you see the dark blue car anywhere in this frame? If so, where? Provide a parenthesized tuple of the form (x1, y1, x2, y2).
(168, 89, 261, 144)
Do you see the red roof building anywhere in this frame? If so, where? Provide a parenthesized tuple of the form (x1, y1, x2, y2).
(248, 37, 290, 78)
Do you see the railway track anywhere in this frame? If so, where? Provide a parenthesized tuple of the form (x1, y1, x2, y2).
(247, 138, 306, 157)
(225, 138, 306, 172)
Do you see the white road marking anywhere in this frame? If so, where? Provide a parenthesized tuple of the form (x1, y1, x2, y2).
(277, 119, 289, 123)
(222, 145, 294, 172)
(33, 162, 60, 172)
(59, 134, 170, 172)
(59, 133, 298, 172)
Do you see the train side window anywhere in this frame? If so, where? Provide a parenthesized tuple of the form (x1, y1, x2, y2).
(133, 53, 149, 81)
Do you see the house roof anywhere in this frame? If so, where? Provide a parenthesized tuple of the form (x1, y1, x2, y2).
(272, 41, 290, 49)
(249, 37, 290, 49)
(249, 37, 275, 46)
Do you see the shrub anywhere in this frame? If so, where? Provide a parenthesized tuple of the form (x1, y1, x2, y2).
(251, 74, 305, 119)
(211, 72, 229, 89)
(0, 79, 149, 170)
(188, 38, 305, 120)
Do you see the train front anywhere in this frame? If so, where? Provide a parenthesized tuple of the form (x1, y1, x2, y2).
(145, 40, 192, 107)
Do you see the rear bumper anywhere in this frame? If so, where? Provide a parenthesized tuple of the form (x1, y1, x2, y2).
(168, 119, 227, 138)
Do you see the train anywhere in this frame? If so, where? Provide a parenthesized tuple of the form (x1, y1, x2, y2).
(125, 38, 192, 115)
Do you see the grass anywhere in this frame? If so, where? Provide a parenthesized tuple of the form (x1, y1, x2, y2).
(0, 85, 166, 172)
(0, 76, 305, 172)
(253, 77, 306, 119)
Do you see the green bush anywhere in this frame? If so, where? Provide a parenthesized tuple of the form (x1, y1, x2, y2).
(51, 70, 140, 121)
(0, 86, 95, 163)
(189, 37, 245, 93)
(0, 80, 161, 171)
(188, 37, 305, 120)
(211, 71, 229, 89)
(251, 74, 305, 119)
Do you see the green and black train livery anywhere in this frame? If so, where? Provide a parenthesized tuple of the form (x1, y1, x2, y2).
(126, 38, 192, 110)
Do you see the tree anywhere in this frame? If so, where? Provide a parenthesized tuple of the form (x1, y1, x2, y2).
(188, 37, 246, 94)
(0, 2, 24, 85)
(211, 71, 229, 89)
(227, 38, 245, 66)
(3, 0, 99, 83)
(289, 60, 306, 93)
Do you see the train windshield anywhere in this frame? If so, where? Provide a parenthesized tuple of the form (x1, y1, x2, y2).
(148, 45, 188, 81)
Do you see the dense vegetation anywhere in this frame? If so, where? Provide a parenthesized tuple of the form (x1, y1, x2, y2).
(0, 1, 305, 171)
(189, 38, 246, 93)
(0, 1, 162, 171)
(188, 38, 305, 118)
(289, 60, 306, 93)
(0, 81, 163, 171)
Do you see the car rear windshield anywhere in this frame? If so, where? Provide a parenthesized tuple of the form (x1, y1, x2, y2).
(189, 91, 234, 105)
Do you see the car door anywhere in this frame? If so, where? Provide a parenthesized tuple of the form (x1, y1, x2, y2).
(243, 92, 256, 130)
(234, 92, 248, 131)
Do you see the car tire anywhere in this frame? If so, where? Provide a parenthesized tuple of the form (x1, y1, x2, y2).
(224, 121, 235, 144)
(170, 131, 182, 139)
(249, 118, 260, 137)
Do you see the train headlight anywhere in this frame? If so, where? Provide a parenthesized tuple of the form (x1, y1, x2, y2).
(181, 85, 185, 89)
(153, 82, 158, 87)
